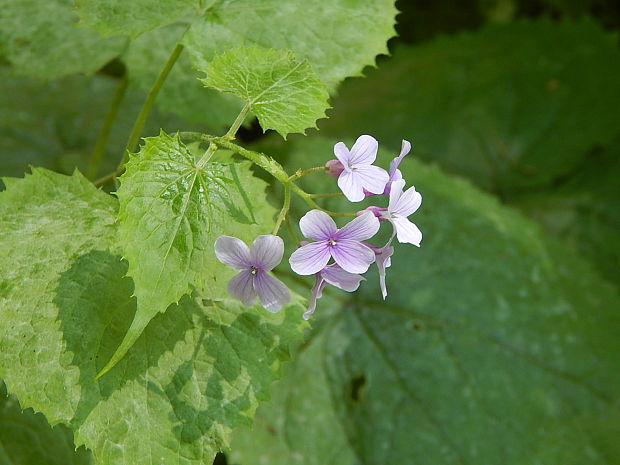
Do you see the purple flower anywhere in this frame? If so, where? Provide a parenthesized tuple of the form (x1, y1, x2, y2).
(367, 242, 395, 299)
(333, 135, 389, 202)
(215, 235, 290, 312)
(304, 264, 364, 320)
(382, 179, 423, 246)
(289, 210, 380, 275)
(384, 139, 412, 194)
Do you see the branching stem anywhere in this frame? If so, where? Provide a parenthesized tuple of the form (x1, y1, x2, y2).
(179, 132, 358, 217)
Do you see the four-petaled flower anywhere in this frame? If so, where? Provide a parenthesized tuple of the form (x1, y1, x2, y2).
(381, 179, 423, 246)
(289, 210, 380, 275)
(215, 134, 422, 316)
(215, 235, 290, 312)
(305, 264, 365, 320)
(333, 135, 390, 202)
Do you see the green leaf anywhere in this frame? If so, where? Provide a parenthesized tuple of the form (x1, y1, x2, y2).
(122, 1, 397, 127)
(231, 137, 620, 464)
(320, 18, 620, 193)
(0, 168, 305, 465)
(185, 0, 398, 89)
(103, 132, 277, 376)
(511, 141, 620, 287)
(124, 24, 243, 129)
(202, 47, 330, 137)
(0, 382, 93, 465)
(75, 0, 204, 38)
(0, 0, 125, 79)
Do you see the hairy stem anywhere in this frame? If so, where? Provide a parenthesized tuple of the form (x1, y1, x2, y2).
(288, 166, 327, 180)
(87, 73, 129, 179)
(120, 31, 187, 171)
(272, 185, 291, 235)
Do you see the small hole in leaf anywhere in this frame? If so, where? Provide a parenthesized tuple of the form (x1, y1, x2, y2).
(350, 374, 367, 402)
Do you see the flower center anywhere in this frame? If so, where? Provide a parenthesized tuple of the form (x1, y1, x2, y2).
(250, 266, 258, 275)
(328, 238, 337, 246)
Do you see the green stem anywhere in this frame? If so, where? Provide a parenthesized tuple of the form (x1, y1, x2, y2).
(288, 166, 327, 180)
(93, 170, 119, 188)
(272, 185, 291, 235)
(88, 73, 129, 179)
(285, 215, 299, 243)
(196, 143, 218, 169)
(178, 132, 357, 217)
(308, 192, 344, 198)
(224, 103, 250, 140)
(120, 34, 187, 171)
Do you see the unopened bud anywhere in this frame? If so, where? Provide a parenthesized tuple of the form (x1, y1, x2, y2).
(356, 206, 388, 221)
(325, 159, 344, 177)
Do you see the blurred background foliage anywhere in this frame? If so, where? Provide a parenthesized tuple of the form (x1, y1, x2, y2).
(1, 0, 619, 464)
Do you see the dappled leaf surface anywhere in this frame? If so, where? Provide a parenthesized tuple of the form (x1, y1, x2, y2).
(0, 168, 305, 465)
(0, 0, 125, 79)
(76, 0, 203, 38)
(321, 18, 620, 194)
(230, 138, 620, 464)
(0, 383, 93, 465)
(203, 47, 329, 137)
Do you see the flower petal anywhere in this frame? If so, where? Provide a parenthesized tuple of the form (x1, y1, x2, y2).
(352, 164, 389, 195)
(215, 236, 251, 270)
(388, 179, 405, 213)
(349, 135, 378, 165)
(333, 142, 352, 169)
(331, 239, 375, 274)
(374, 244, 394, 299)
(303, 276, 328, 320)
(289, 241, 332, 275)
(388, 139, 411, 178)
(321, 264, 365, 292)
(393, 185, 422, 218)
(299, 210, 337, 241)
(250, 235, 284, 271)
(338, 170, 365, 202)
(253, 270, 290, 313)
(337, 211, 380, 241)
(392, 217, 422, 246)
(227, 270, 257, 306)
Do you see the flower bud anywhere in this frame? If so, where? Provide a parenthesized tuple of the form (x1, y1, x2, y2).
(325, 159, 344, 178)
(356, 206, 388, 221)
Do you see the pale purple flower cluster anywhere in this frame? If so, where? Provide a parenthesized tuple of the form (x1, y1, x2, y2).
(214, 135, 422, 320)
